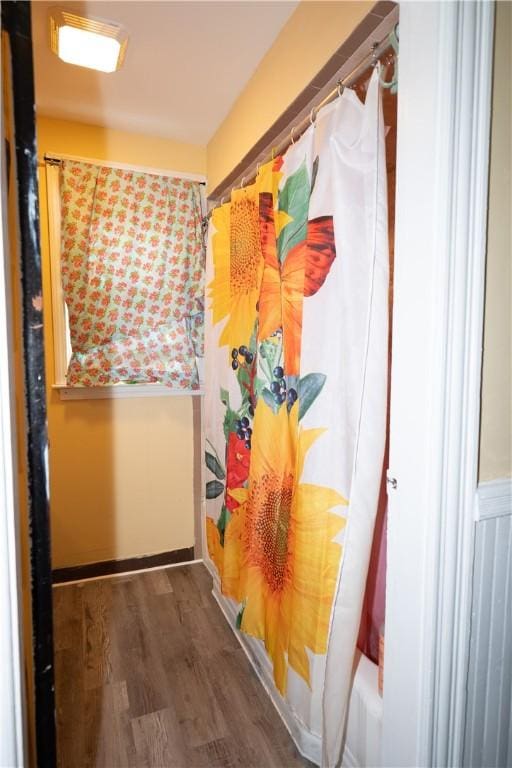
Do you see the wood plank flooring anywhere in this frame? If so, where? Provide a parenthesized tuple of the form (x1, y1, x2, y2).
(53, 562, 313, 768)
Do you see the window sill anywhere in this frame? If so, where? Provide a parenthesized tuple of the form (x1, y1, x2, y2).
(53, 384, 205, 400)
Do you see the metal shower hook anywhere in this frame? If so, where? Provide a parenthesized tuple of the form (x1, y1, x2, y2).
(206, 21, 399, 222)
(371, 41, 380, 67)
(379, 23, 399, 94)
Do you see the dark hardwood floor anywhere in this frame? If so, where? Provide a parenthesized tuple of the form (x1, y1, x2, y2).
(53, 562, 313, 767)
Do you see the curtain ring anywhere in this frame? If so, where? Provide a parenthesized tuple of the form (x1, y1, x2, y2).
(310, 107, 317, 126)
(290, 125, 298, 145)
(337, 79, 345, 97)
(371, 41, 379, 68)
(271, 147, 276, 160)
(241, 176, 246, 188)
(220, 195, 226, 205)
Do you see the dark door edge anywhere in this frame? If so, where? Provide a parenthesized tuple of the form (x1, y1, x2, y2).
(2, 2, 56, 766)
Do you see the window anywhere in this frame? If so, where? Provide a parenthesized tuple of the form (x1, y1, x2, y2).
(45, 156, 206, 399)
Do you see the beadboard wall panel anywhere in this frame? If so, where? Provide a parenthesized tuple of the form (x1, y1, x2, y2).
(464, 510, 512, 768)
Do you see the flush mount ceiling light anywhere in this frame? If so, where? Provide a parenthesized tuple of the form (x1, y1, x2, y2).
(49, 9, 128, 73)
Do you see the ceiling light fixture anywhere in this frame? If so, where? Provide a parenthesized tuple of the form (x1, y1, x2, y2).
(49, 9, 128, 73)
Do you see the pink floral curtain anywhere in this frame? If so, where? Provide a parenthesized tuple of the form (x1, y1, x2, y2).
(60, 160, 204, 389)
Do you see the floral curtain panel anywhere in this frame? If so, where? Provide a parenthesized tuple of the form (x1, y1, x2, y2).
(204, 70, 389, 767)
(60, 161, 204, 388)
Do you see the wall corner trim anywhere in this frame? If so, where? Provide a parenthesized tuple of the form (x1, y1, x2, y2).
(476, 478, 512, 521)
(383, 2, 495, 767)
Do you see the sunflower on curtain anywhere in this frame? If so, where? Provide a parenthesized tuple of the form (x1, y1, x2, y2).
(204, 69, 389, 768)
(59, 160, 204, 389)
(205, 150, 347, 695)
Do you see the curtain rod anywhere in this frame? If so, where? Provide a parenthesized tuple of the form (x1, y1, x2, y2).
(40, 153, 207, 184)
(205, 25, 398, 219)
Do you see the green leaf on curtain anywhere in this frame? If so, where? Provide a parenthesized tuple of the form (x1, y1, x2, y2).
(298, 373, 327, 420)
(287, 374, 300, 396)
(205, 451, 225, 480)
(253, 374, 265, 402)
(206, 480, 225, 499)
(223, 408, 239, 441)
(237, 363, 251, 403)
(277, 160, 310, 264)
(220, 387, 230, 407)
(236, 603, 246, 630)
(259, 337, 283, 385)
(216, 504, 231, 547)
(262, 387, 278, 413)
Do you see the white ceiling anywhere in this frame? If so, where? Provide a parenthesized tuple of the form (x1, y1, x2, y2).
(31, 1, 298, 145)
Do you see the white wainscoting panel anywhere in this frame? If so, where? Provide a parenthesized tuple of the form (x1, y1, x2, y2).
(476, 478, 512, 521)
(464, 495, 512, 768)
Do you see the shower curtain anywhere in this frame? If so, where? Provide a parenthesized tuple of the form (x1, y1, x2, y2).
(204, 69, 388, 768)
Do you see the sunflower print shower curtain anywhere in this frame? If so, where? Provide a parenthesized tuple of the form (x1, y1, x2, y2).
(204, 70, 389, 767)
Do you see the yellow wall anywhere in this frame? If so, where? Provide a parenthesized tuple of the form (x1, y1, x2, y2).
(37, 117, 206, 568)
(207, 0, 374, 192)
(37, 116, 206, 175)
(479, 1, 512, 481)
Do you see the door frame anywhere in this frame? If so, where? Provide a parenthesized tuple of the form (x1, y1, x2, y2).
(0, 97, 26, 768)
(2, 2, 56, 766)
(383, 2, 494, 766)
